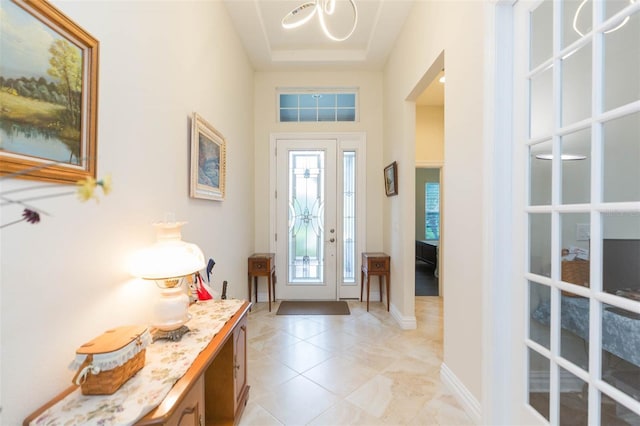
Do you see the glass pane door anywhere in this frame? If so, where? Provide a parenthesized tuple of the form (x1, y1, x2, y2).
(519, 0, 640, 423)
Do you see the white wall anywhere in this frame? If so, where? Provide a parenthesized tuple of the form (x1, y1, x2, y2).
(253, 71, 384, 257)
(416, 106, 444, 163)
(0, 1, 254, 423)
(384, 0, 486, 403)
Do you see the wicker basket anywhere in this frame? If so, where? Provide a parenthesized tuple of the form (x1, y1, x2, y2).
(70, 325, 150, 395)
(561, 259, 590, 296)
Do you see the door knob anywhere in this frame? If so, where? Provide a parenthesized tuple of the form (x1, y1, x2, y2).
(330, 238, 335, 243)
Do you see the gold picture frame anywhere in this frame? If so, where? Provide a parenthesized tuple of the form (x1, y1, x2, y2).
(190, 113, 226, 201)
(384, 161, 398, 197)
(0, 0, 99, 183)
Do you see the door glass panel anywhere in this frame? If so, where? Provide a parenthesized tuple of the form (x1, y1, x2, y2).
(603, 112, 640, 202)
(563, 0, 591, 48)
(562, 43, 592, 126)
(561, 128, 591, 204)
(601, 303, 640, 402)
(603, 11, 639, 112)
(530, 68, 554, 139)
(602, 213, 640, 297)
(530, 141, 553, 205)
(602, 391, 640, 424)
(288, 151, 325, 284)
(343, 151, 356, 283)
(530, 0, 553, 70)
(530, 280, 551, 349)
(560, 295, 590, 370)
(559, 367, 588, 425)
(530, 213, 552, 278)
(528, 348, 551, 421)
(561, 212, 590, 288)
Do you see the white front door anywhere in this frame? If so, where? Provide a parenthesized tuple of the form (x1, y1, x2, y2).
(272, 133, 365, 301)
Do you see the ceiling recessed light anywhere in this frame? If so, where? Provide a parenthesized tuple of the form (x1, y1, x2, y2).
(439, 76, 445, 84)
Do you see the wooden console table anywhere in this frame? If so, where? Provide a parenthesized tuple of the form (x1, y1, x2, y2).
(361, 252, 391, 312)
(248, 253, 276, 312)
(24, 300, 251, 426)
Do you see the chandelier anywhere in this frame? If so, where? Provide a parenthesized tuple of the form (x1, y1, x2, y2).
(282, 0, 358, 42)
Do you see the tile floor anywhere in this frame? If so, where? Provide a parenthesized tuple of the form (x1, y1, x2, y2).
(239, 297, 473, 425)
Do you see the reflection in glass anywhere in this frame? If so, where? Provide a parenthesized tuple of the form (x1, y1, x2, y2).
(530, 0, 553, 70)
(563, 0, 591, 47)
(528, 348, 551, 421)
(530, 213, 552, 277)
(288, 151, 325, 284)
(560, 294, 590, 370)
(561, 129, 591, 204)
(529, 281, 551, 349)
(604, 11, 639, 112)
(530, 141, 553, 206)
(562, 43, 592, 126)
(530, 68, 554, 139)
(561, 213, 590, 290)
(603, 112, 640, 202)
(602, 214, 640, 297)
(602, 392, 640, 424)
(601, 304, 640, 403)
(559, 367, 588, 425)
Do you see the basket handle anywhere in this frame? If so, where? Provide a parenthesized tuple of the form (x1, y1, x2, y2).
(72, 355, 100, 385)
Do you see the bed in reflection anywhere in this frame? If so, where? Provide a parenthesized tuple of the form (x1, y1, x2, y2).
(532, 294, 640, 368)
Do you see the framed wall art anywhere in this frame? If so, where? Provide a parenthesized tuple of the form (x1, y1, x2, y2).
(190, 113, 226, 201)
(384, 161, 398, 197)
(0, 0, 99, 183)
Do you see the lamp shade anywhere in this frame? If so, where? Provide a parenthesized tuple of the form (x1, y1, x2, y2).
(130, 221, 205, 280)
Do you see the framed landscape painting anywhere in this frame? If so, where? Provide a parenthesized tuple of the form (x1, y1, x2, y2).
(0, 0, 99, 183)
(190, 113, 226, 201)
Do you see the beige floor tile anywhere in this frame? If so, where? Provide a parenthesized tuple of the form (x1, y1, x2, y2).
(307, 400, 384, 426)
(245, 296, 473, 426)
(266, 340, 333, 373)
(253, 375, 340, 425)
(303, 354, 379, 397)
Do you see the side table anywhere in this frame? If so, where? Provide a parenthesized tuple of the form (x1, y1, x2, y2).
(361, 252, 390, 311)
(248, 253, 276, 312)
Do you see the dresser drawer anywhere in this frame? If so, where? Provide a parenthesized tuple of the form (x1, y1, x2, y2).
(248, 258, 269, 272)
(367, 258, 389, 272)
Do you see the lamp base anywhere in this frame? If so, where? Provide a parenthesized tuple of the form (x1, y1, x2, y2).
(152, 325, 190, 342)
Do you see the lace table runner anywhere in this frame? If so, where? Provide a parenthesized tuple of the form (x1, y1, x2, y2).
(31, 298, 245, 426)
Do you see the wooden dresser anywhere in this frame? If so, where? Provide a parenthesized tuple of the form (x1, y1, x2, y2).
(24, 300, 251, 426)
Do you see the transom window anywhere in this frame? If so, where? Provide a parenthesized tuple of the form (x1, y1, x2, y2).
(278, 89, 357, 122)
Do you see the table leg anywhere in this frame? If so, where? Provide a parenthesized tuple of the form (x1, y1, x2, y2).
(366, 274, 371, 312)
(267, 274, 272, 312)
(253, 277, 258, 303)
(386, 273, 390, 311)
(247, 275, 251, 304)
(360, 269, 364, 302)
(379, 276, 383, 302)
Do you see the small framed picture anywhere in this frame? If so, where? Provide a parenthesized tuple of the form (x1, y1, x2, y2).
(190, 113, 226, 201)
(384, 161, 398, 197)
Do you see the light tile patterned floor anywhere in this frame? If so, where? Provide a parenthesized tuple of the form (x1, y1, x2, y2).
(239, 297, 473, 426)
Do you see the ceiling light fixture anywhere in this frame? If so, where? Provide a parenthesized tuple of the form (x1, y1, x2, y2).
(573, 0, 635, 37)
(282, 0, 358, 42)
(535, 154, 587, 161)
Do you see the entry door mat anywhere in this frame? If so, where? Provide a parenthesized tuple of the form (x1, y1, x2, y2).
(276, 301, 350, 315)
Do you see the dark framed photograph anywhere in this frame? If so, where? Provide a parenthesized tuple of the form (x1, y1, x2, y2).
(384, 161, 398, 196)
(190, 112, 226, 201)
(0, 0, 99, 183)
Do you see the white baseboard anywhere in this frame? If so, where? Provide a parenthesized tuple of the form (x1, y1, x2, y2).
(440, 362, 482, 424)
(390, 303, 417, 329)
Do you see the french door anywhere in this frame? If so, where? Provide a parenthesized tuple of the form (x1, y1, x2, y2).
(514, 0, 640, 424)
(272, 134, 365, 301)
